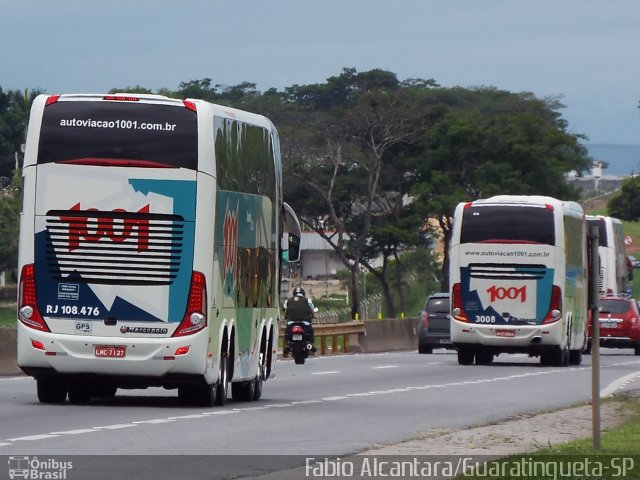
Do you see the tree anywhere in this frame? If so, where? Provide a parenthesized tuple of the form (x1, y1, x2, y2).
(608, 175, 640, 221)
(282, 69, 438, 317)
(412, 88, 592, 290)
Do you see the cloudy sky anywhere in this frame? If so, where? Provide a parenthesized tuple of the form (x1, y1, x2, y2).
(1, 0, 639, 144)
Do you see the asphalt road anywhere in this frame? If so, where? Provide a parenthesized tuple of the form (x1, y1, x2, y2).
(1, 348, 639, 478)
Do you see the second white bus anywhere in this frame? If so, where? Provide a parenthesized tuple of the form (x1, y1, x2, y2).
(449, 195, 588, 366)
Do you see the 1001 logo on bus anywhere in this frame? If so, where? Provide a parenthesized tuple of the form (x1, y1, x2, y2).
(486, 285, 527, 302)
(60, 203, 150, 252)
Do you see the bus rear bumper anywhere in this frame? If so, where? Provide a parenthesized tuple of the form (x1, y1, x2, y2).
(17, 324, 211, 387)
(450, 320, 564, 350)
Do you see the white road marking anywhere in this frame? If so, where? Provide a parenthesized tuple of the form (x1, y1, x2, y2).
(3, 360, 638, 449)
(601, 370, 640, 398)
(95, 424, 137, 430)
(167, 414, 208, 420)
(8, 434, 60, 442)
(50, 429, 97, 435)
(132, 419, 176, 424)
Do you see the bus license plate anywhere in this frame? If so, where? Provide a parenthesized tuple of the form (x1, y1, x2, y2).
(496, 329, 515, 338)
(292, 334, 303, 341)
(95, 345, 126, 358)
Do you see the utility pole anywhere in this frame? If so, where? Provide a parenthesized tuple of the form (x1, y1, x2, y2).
(588, 224, 601, 450)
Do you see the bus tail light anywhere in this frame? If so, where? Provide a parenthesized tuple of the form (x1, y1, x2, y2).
(172, 271, 207, 337)
(18, 264, 50, 332)
(451, 283, 469, 322)
(103, 95, 140, 102)
(45, 95, 61, 106)
(183, 100, 197, 112)
(542, 285, 562, 324)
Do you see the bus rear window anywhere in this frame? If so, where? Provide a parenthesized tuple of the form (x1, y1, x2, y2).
(461, 204, 555, 245)
(37, 101, 197, 169)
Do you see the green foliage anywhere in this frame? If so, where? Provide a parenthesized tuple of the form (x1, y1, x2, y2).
(0, 69, 594, 316)
(0, 307, 16, 328)
(607, 176, 640, 221)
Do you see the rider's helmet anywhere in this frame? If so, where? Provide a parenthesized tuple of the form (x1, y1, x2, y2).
(293, 286, 306, 297)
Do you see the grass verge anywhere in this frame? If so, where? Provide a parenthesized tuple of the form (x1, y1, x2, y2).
(0, 306, 16, 328)
(456, 396, 640, 479)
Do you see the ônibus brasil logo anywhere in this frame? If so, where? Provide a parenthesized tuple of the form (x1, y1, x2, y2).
(223, 205, 238, 286)
(59, 203, 150, 252)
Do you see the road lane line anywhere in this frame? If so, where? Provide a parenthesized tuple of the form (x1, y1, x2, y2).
(8, 434, 60, 442)
(601, 370, 640, 398)
(50, 429, 97, 435)
(0, 362, 612, 449)
(95, 424, 137, 430)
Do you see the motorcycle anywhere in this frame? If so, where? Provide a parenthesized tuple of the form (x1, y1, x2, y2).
(283, 309, 317, 365)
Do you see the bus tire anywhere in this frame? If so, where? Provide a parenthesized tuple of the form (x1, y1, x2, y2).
(457, 348, 475, 366)
(569, 349, 582, 365)
(231, 381, 255, 402)
(214, 353, 229, 406)
(68, 385, 91, 404)
(476, 350, 494, 365)
(37, 380, 67, 404)
(253, 375, 262, 401)
(179, 384, 215, 407)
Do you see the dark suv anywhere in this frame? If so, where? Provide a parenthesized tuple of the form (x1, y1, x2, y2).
(589, 296, 640, 355)
(417, 293, 452, 354)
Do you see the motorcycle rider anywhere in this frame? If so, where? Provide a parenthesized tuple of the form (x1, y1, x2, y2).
(283, 286, 316, 353)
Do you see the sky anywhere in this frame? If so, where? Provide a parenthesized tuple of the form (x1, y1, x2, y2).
(1, 0, 639, 145)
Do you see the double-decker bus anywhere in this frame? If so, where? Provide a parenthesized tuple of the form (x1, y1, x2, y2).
(586, 215, 628, 296)
(17, 93, 300, 406)
(449, 195, 588, 366)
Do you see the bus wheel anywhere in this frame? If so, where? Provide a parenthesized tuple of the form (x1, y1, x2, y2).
(37, 380, 67, 404)
(544, 345, 568, 367)
(231, 381, 255, 402)
(457, 348, 475, 366)
(214, 353, 229, 406)
(253, 375, 263, 401)
(476, 350, 494, 365)
(569, 349, 582, 365)
(178, 384, 215, 407)
(68, 386, 91, 404)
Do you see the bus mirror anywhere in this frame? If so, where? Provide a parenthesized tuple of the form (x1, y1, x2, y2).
(288, 233, 301, 262)
(283, 202, 301, 262)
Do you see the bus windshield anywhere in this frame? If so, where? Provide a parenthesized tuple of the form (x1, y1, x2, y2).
(460, 204, 555, 245)
(37, 100, 198, 169)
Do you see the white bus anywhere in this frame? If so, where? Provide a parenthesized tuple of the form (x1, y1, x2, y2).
(586, 215, 628, 296)
(449, 195, 588, 366)
(17, 93, 301, 406)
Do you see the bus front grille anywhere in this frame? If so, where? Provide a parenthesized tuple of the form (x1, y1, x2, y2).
(44, 209, 185, 286)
